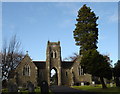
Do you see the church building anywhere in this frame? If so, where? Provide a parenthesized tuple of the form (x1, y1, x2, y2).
(12, 41, 92, 87)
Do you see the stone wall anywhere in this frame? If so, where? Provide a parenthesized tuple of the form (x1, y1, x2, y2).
(15, 55, 37, 87)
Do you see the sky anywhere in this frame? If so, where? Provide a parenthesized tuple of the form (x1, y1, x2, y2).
(1, 0, 120, 2)
(2, 2, 118, 66)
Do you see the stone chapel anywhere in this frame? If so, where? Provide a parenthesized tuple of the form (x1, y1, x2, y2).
(12, 41, 92, 87)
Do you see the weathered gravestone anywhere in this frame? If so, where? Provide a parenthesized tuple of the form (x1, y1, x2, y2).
(110, 82, 113, 87)
(27, 82, 35, 93)
(40, 81, 49, 94)
(81, 82, 84, 86)
(92, 81, 95, 87)
(8, 80, 18, 92)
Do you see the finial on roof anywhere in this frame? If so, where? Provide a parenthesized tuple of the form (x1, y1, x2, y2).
(26, 51, 28, 55)
(48, 40, 50, 44)
(58, 41, 60, 44)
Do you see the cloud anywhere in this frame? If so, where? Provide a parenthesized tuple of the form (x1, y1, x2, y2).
(26, 17, 37, 24)
(9, 24, 16, 32)
(10, 24, 15, 29)
(108, 11, 118, 23)
(55, 3, 79, 16)
(58, 19, 74, 29)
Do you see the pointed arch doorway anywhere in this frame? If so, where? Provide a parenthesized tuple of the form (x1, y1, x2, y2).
(50, 67, 58, 85)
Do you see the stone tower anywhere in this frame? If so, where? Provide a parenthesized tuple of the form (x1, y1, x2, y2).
(46, 41, 61, 85)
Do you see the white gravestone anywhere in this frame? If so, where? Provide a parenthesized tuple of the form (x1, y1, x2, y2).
(110, 83, 113, 87)
(81, 82, 84, 86)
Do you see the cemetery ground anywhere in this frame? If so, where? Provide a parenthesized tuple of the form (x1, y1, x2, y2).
(71, 84, 120, 93)
(2, 87, 52, 93)
(2, 84, 120, 93)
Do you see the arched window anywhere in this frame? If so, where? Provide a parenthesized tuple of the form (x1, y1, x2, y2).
(78, 66, 84, 76)
(51, 51, 53, 58)
(27, 65, 30, 76)
(51, 51, 55, 58)
(55, 51, 57, 58)
(51, 51, 57, 58)
(78, 67, 81, 76)
(23, 67, 26, 75)
(23, 65, 30, 76)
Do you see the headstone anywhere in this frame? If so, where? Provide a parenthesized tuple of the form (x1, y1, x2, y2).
(81, 82, 84, 86)
(92, 81, 95, 85)
(110, 82, 113, 87)
(18, 89, 20, 92)
(92, 81, 95, 86)
(40, 81, 49, 94)
(27, 82, 35, 92)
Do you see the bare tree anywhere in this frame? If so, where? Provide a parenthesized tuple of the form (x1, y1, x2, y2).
(2, 35, 24, 80)
(63, 52, 79, 61)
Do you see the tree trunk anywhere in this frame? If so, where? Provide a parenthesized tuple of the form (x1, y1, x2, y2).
(100, 77, 107, 89)
(116, 77, 120, 87)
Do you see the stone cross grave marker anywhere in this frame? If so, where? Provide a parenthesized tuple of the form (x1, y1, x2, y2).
(27, 82, 35, 92)
(40, 81, 49, 94)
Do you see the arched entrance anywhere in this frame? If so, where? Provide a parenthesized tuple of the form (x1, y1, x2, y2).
(50, 68, 58, 85)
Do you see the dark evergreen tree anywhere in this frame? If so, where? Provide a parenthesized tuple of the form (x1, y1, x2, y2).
(81, 50, 112, 88)
(73, 4, 98, 55)
(73, 5, 112, 88)
(114, 60, 120, 87)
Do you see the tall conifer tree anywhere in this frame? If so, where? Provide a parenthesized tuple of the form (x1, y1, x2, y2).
(73, 5, 112, 89)
(73, 4, 98, 55)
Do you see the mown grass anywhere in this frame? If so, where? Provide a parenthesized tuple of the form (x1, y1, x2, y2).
(71, 84, 120, 93)
(2, 86, 53, 93)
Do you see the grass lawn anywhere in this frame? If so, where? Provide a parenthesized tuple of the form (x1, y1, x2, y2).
(2, 86, 52, 93)
(71, 85, 120, 94)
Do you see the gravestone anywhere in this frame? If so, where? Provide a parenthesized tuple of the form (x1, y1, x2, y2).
(40, 81, 49, 94)
(110, 82, 113, 87)
(27, 82, 35, 92)
(92, 81, 95, 86)
(18, 89, 20, 92)
(8, 82, 18, 92)
(81, 82, 84, 86)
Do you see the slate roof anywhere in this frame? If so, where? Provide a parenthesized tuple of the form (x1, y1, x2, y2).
(61, 61, 74, 69)
(33, 61, 46, 69)
(33, 60, 74, 69)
